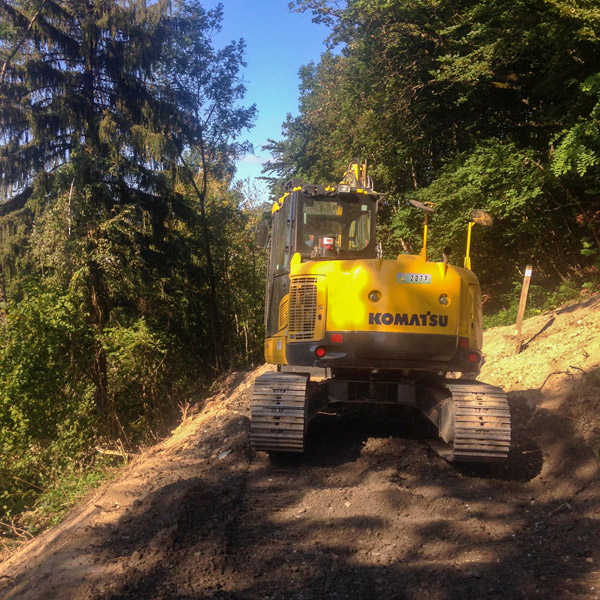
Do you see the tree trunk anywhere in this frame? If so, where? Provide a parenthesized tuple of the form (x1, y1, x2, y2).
(0, 263, 7, 325)
(89, 262, 113, 435)
(179, 150, 225, 371)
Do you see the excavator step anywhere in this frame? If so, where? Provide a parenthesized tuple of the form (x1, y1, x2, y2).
(250, 372, 309, 453)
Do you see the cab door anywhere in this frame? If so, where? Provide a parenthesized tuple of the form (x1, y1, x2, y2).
(265, 193, 294, 338)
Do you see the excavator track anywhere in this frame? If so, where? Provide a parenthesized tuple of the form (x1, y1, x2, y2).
(250, 372, 308, 453)
(431, 381, 511, 463)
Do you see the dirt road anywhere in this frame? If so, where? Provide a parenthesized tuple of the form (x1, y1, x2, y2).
(1, 295, 599, 599)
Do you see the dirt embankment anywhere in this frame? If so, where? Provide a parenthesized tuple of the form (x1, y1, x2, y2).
(1, 295, 599, 600)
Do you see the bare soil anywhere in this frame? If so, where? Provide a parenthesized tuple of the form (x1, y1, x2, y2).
(1, 294, 599, 600)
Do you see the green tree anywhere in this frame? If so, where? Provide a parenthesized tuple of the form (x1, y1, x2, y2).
(0, 0, 257, 402)
(0, 0, 181, 423)
(0, 286, 96, 517)
(273, 0, 600, 296)
(160, 0, 257, 369)
(0, 0, 260, 526)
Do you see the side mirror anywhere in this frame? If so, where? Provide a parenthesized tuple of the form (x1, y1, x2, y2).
(255, 221, 269, 249)
(408, 198, 434, 261)
(464, 209, 493, 269)
(408, 198, 435, 213)
(470, 209, 493, 227)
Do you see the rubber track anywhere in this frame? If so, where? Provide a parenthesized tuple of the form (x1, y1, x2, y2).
(250, 372, 308, 453)
(432, 381, 511, 463)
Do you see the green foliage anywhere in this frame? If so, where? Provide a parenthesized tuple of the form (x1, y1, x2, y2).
(15, 456, 122, 538)
(392, 140, 579, 298)
(483, 274, 600, 329)
(0, 0, 176, 208)
(552, 74, 600, 177)
(102, 319, 169, 444)
(482, 304, 522, 330)
(278, 0, 600, 305)
(165, 179, 267, 371)
(0, 0, 262, 537)
(0, 286, 96, 516)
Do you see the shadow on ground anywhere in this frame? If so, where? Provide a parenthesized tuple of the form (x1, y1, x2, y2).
(3, 375, 599, 600)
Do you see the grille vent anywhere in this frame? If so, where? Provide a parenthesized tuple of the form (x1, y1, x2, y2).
(278, 297, 289, 330)
(288, 277, 318, 340)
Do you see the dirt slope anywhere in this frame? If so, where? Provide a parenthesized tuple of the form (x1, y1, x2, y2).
(1, 295, 599, 600)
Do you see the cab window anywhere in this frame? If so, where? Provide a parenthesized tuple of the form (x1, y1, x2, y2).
(298, 196, 374, 258)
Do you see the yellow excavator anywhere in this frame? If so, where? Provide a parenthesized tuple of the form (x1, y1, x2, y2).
(252, 160, 510, 462)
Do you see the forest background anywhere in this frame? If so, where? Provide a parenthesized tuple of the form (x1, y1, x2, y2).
(0, 0, 599, 541)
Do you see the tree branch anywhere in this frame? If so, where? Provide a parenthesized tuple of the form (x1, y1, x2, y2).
(0, 0, 50, 83)
(0, 519, 34, 540)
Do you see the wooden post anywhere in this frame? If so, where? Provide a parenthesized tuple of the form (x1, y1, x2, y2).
(515, 265, 533, 352)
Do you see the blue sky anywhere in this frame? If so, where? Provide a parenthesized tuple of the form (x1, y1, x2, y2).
(204, 1, 330, 199)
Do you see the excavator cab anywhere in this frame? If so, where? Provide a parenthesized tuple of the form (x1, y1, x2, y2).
(264, 177, 379, 342)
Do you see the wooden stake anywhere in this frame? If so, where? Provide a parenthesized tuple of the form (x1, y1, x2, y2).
(515, 265, 533, 352)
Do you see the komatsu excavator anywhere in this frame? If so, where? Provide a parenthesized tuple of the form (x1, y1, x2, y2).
(252, 160, 510, 462)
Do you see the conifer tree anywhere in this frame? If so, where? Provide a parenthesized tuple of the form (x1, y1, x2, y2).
(0, 0, 177, 206)
(159, 0, 256, 369)
(0, 0, 256, 417)
(2, 0, 183, 421)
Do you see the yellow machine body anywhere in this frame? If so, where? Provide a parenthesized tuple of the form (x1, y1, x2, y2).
(263, 183, 484, 376)
(253, 164, 510, 462)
